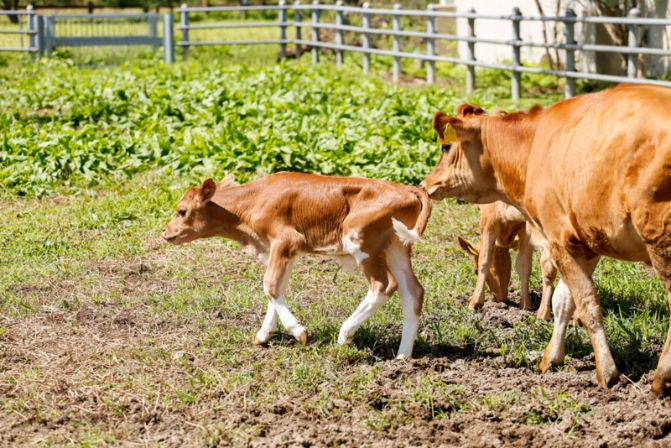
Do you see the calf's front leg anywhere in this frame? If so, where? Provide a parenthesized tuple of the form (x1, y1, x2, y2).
(261, 245, 307, 344)
(469, 231, 496, 310)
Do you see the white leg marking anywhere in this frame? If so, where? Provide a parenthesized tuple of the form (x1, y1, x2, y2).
(338, 289, 389, 345)
(262, 258, 306, 342)
(387, 242, 421, 359)
(255, 300, 278, 344)
(545, 279, 574, 364)
(273, 297, 307, 340)
(342, 233, 370, 265)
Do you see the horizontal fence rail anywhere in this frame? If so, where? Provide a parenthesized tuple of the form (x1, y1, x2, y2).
(3, 3, 671, 98)
(0, 6, 39, 53)
(176, 1, 671, 98)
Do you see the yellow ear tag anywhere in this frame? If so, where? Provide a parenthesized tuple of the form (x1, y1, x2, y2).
(442, 123, 458, 144)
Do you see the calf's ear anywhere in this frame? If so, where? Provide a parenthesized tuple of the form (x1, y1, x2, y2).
(457, 236, 479, 257)
(199, 178, 217, 203)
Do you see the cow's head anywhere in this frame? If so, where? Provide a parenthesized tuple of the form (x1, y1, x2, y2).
(421, 104, 499, 203)
(457, 236, 511, 302)
(162, 175, 235, 244)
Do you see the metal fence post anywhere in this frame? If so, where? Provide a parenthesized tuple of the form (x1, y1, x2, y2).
(511, 7, 522, 100)
(392, 4, 401, 83)
(149, 14, 158, 48)
(426, 4, 436, 85)
(627, 8, 640, 79)
(295, 1, 302, 58)
(45, 16, 54, 56)
(335, 0, 344, 66)
(466, 8, 476, 93)
(36, 12, 45, 55)
(362, 2, 371, 73)
(163, 13, 175, 64)
(180, 4, 189, 58)
(279, 0, 287, 59)
(563, 8, 576, 98)
(27, 5, 36, 57)
(311, 0, 320, 64)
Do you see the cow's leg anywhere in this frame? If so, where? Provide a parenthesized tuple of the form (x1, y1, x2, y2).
(338, 253, 397, 348)
(387, 240, 424, 359)
(541, 253, 617, 387)
(262, 245, 306, 344)
(516, 231, 533, 310)
(647, 249, 671, 396)
(539, 279, 573, 370)
(469, 230, 497, 310)
(536, 248, 557, 321)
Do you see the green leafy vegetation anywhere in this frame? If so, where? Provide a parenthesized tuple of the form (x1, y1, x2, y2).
(0, 56, 561, 198)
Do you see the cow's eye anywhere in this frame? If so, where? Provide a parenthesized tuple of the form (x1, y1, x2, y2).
(441, 144, 452, 154)
(177, 209, 187, 217)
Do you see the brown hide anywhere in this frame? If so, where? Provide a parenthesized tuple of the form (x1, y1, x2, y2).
(422, 84, 671, 393)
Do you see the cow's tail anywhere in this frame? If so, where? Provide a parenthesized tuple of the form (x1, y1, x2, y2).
(392, 187, 433, 246)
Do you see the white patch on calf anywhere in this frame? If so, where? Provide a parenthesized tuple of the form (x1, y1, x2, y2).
(342, 232, 369, 264)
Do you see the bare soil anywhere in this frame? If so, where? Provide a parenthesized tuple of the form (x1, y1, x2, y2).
(2, 275, 671, 447)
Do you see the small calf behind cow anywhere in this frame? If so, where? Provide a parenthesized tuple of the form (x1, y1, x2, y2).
(163, 172, 431, 358)
(457, 201, 556, 320)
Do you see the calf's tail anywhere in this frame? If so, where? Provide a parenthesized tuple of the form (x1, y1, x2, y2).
(392, 187, 433, 246)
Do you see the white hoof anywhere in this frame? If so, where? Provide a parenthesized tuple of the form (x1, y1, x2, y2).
(292, 326, 308, 345)
(254, 330, 273, 346)
(337, 330, 352, 345)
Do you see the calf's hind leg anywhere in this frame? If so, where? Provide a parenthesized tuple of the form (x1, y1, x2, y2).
(338, 253, 397, 350)
(387, 240, 424, 359)
(516, 231, 533, 310)
(536, 248, 557, 321)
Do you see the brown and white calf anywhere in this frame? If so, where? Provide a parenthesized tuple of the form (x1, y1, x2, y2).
(421, 85, 671, 395)
(162, 172, 432, 358)
(458, 201, 556, 320)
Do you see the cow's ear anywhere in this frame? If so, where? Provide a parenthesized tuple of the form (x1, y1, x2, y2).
(457, 236, 479, 257)
(218, 174, 236, 190)
(433, 112, 478, 144)
(199, 178, 216, 203)
(456, 103, 485, 117)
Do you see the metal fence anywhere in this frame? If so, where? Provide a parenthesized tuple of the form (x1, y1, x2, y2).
(0, 6, 39, 53)
(176, 1, 671, 99)
(1, 9, 174, 62)
(3, 2, 671, 98)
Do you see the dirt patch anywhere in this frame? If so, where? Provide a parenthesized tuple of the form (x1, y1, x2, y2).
(2, 294, 671, 447)
(2, 241, 670, 447)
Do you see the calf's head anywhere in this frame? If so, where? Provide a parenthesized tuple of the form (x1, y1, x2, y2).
(421, 104, 498, 203)
(163, 176, 234, 244)
(457, 236, 511, 302)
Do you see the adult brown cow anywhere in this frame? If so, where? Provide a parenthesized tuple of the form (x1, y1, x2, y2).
(421, 84, 671, 395)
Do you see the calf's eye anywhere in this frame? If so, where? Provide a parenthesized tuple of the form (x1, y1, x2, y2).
(441, 144, 452, 154)
(177, 209, 187, 217)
